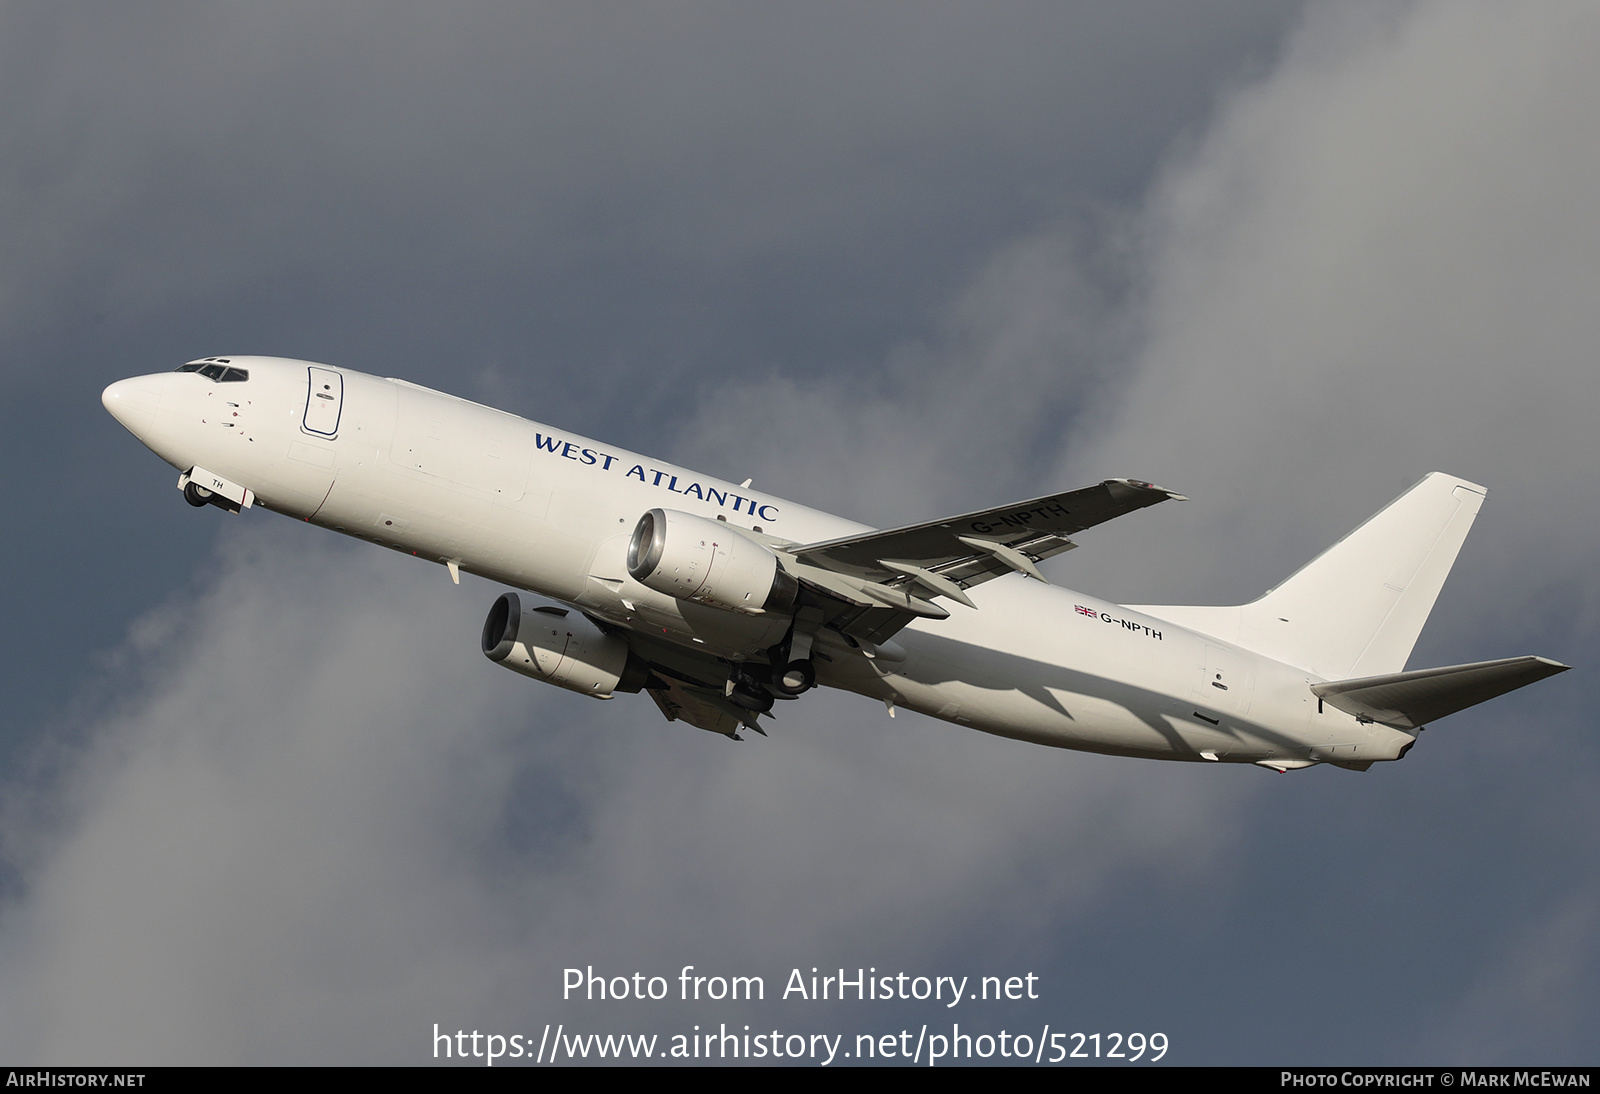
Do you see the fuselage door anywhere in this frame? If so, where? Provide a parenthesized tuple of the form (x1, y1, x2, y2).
(303, 367, 344, 438)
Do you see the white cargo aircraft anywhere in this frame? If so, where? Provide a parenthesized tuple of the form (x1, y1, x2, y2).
(103, 357, 1567, 772)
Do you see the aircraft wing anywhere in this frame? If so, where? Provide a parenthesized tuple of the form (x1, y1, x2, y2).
(619, 629, 769, 740)
(781, 478, 1183, 644)
(647, 677, 751, 739)
(1310, 656, 1569, 728)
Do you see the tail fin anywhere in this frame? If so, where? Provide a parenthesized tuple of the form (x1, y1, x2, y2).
(1130, 473, 1486, 679)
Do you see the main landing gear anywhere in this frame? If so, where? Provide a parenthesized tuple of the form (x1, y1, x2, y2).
(772, 658, 816, 696)
(721, 608, 823, 731)
(727, 676, 776, 714)
(724, 646, 819, 715)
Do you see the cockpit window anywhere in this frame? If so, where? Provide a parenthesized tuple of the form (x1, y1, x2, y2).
(174, 358, 244, 381)
(187, 363, 249, 382)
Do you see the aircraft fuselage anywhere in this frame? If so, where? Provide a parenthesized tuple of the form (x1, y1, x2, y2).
(102, 356, 1420, 770)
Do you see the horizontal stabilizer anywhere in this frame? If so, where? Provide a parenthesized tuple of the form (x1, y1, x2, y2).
(1311, 656, 1569, 729)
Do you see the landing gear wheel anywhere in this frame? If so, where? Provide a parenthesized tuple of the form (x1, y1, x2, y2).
(729, 685, 775, 714)
(183, 482, 214, 508)
(771, 659, 815, 697)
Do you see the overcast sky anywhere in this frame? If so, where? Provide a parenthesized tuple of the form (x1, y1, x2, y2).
(1, 1, 1596, 1066)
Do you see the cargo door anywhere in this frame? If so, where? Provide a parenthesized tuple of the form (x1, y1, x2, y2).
(303, 367, 344, 438)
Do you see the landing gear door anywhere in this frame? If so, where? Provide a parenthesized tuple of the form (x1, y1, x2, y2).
(303, 367, 344, 438)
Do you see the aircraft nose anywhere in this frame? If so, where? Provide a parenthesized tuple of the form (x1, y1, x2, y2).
(101, 374, 164, 438)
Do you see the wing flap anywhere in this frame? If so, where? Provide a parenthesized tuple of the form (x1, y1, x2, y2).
(1311, 656, 1569, 728)
(648, 678, 751, 738)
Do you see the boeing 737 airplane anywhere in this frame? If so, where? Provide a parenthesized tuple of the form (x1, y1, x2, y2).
(102, 356, 1568, 772)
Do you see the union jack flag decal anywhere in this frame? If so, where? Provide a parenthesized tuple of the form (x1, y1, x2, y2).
(1075, 604, 1098, 617)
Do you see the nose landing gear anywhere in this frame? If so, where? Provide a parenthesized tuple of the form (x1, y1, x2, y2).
(176, 467, 254, 514)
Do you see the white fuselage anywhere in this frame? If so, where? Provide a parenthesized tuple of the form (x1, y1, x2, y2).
(103, 357, 1411, 769)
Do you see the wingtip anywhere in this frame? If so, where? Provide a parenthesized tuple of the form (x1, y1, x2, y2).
(1108, 478, 1187, 501)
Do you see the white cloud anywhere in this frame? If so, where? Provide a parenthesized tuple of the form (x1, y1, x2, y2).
(1062, 0, 1600, 614)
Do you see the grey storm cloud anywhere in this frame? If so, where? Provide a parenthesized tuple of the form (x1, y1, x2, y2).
(0, 3, 1294, 398)
(0, 526, 1237, 1061)
(1, 0, 1596, 1066)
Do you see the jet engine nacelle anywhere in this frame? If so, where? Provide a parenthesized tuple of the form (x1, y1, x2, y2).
(481, 592, 647, 698)
(627, 508, 798, 615)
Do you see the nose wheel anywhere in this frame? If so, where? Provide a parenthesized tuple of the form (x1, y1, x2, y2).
(183, 482, 215, 508)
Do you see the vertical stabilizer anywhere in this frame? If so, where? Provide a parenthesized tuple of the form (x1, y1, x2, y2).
(1131, 474, 1485, 680)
